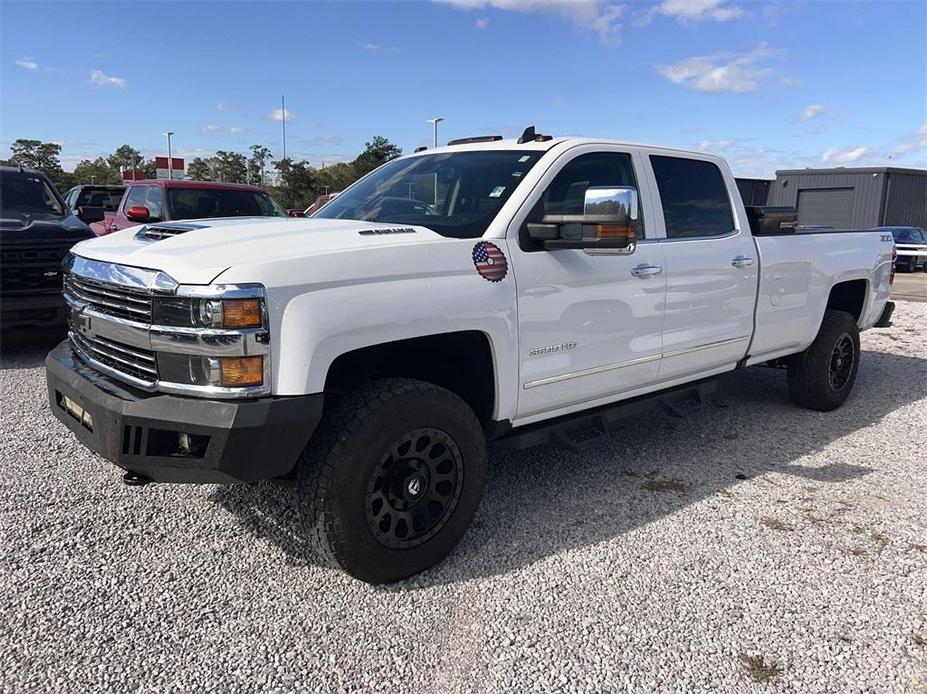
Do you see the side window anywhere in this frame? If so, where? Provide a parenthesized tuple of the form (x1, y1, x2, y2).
(122, 186, 146, 212)
(522, 151, 643, 250)
(145, 186, 163, 220)
(651, 156, 734, 239)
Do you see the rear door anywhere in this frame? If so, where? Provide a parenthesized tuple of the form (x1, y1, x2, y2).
(646, 153, 758, 381)
(509, 146, 667, 422)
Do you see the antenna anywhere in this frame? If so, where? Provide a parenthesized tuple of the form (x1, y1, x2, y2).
(517, 126, 536, 144)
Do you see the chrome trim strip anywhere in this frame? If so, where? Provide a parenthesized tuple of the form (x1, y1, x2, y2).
(522, 336, 750, 389)
(523, 353, 661, 389)
(173, 283, 267, 299)
(149, 329, 268, 357)
(69, 255, 178, 294)
(661, 335, 749, 359)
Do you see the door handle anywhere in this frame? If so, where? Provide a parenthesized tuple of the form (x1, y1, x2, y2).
(631, 264, 663, 278)
(731, 256, 755, 268)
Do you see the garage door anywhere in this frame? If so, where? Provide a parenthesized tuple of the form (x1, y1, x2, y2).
(796, 188, 854, 228)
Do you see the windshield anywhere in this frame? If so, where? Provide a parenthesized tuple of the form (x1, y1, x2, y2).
(314, 150, 543, 238)
(167, 188, 285, 220)
(0, 172, 66, 218)
(889, 228, 922, 242)
(76, 187, 124, 212)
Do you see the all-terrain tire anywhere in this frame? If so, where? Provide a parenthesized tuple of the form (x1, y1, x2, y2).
(296, 377, 487, 583)
(787, 309, 860, 412)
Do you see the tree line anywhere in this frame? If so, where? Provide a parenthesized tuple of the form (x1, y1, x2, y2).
(1, 136, 403, 209)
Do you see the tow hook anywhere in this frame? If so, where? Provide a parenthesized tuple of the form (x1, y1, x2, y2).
(122, 471, 153, 487)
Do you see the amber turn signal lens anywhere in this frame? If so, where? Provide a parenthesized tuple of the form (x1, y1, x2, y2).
(219, 356, 263, 387)
(595, 223, 635, 240)
(222, 299, 262, 328)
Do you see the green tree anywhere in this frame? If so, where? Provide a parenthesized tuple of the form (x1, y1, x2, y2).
(186, 157, 214, 181)
(317, 162, 357, 194)
(8, 138, 71, 190)
(247, 144, 273, 187)
(107, 145, 143, 174)
(272, 158, 319, 208)
(73, 157, 119, 184)
(211, 150, 247, 183)
(351, 136, 401, 177)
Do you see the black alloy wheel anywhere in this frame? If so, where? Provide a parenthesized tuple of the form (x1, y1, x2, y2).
(365, 427, 464, 548)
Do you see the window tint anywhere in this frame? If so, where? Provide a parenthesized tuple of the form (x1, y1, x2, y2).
(522, 152, 642, 249)
(166, 188, 285, 220)
(144, 186, 163, 220)
(76, 187, 124, 211)
(0, 172, 65, 217)
(122, 186, 147, 212)
(651, 156, 734, 238)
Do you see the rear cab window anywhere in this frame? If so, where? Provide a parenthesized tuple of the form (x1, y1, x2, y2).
(650, 155, 734, 239)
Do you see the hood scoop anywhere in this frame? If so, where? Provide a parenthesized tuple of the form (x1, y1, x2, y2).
(137, 222, 208, 242)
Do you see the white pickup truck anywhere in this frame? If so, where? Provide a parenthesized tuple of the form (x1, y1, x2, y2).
(46, 129, 896, 583)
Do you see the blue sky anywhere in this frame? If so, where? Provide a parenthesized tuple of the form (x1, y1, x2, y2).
(1, 0, 925, 178)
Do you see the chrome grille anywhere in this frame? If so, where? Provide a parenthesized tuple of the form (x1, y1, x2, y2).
(70, 330, 158, 384)
(64, 273, 152, 324)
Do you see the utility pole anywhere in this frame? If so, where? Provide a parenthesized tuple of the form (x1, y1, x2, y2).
(426, 117, 443, 204)
(281, 95, 287, 162)
(162, 131, 175, 180)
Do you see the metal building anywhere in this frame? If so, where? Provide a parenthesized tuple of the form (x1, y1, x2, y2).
(767, 167, 927, 228)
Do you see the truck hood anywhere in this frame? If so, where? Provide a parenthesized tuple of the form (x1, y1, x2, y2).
(70, 217, 450, 284)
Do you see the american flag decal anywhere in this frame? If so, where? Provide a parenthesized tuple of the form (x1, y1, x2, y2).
(472, 241, 508, 282)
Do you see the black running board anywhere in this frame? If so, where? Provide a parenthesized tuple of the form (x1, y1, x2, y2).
(494, 377, 719, 452)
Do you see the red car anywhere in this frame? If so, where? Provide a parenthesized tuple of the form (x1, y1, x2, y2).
(105, 179, 285, 234)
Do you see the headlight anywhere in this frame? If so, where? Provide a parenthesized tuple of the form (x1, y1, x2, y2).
(153, 297, 264, 329)
(157, 354, 264, 388)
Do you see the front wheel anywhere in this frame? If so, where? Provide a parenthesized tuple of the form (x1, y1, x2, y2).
(787, 310, 861, 411)
(296, 378, 487, 583)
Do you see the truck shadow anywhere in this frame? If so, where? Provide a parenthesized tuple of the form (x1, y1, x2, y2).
(0, 330, 65, 370)
(210, 349, 927, 586)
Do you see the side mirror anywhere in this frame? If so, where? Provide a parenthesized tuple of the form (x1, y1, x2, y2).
(77, 205, 105, 224)
(126, 206, 150, 223)
(527, 186, 639, 253)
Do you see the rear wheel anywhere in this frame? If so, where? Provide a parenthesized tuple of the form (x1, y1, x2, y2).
(787, 310, 860, 411)
(296, 378, 487, 583)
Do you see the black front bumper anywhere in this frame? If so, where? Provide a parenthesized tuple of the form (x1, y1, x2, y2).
(46, 340, 323, 484)
(1, 292, 67, 329)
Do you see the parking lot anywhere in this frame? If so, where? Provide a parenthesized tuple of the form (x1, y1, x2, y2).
(0, 301, 924, 693)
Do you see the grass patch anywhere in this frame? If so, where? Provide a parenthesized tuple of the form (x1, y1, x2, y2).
(741, 654, 782, 682)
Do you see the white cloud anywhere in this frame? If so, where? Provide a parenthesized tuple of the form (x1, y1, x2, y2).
(821, 146, 868, 164)
(216, 100, 230, 112)
(88, 69, 126, 88)
(776, 76, 803, 89)
(227, 126, 246, 134)
(362, 42, 401, 52)
(268, 108, 296, 122)
(435, 0, 626, 43)
(793, 104, 826, 122)
(889, 123, 927, 158)
(653, 0, 744, 22)
(656, 43, 774, 93)
(15, 58, 38, 70)
(201, 124, 221, 136)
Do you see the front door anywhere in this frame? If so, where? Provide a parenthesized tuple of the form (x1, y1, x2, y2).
(509, 147, 667, 423)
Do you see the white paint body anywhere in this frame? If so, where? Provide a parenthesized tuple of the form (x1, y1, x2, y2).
(71, 137, 894, 429)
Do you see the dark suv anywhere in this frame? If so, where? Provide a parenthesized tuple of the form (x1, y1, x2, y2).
(0, 166, 100, 331)
(63, 184, 125, 235)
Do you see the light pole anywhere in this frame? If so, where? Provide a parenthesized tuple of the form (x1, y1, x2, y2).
(426, 117, 444, 205)
(426, 116, 444, 148)
(162, 131, 175, 180)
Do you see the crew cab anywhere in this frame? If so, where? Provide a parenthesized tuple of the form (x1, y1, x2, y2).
(105, 179, 285, 233)
(1, 166, 97, 331)
(46, 131, 894, 583)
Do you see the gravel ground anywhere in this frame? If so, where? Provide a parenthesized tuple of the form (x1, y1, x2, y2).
(1, 304, 925, 694)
